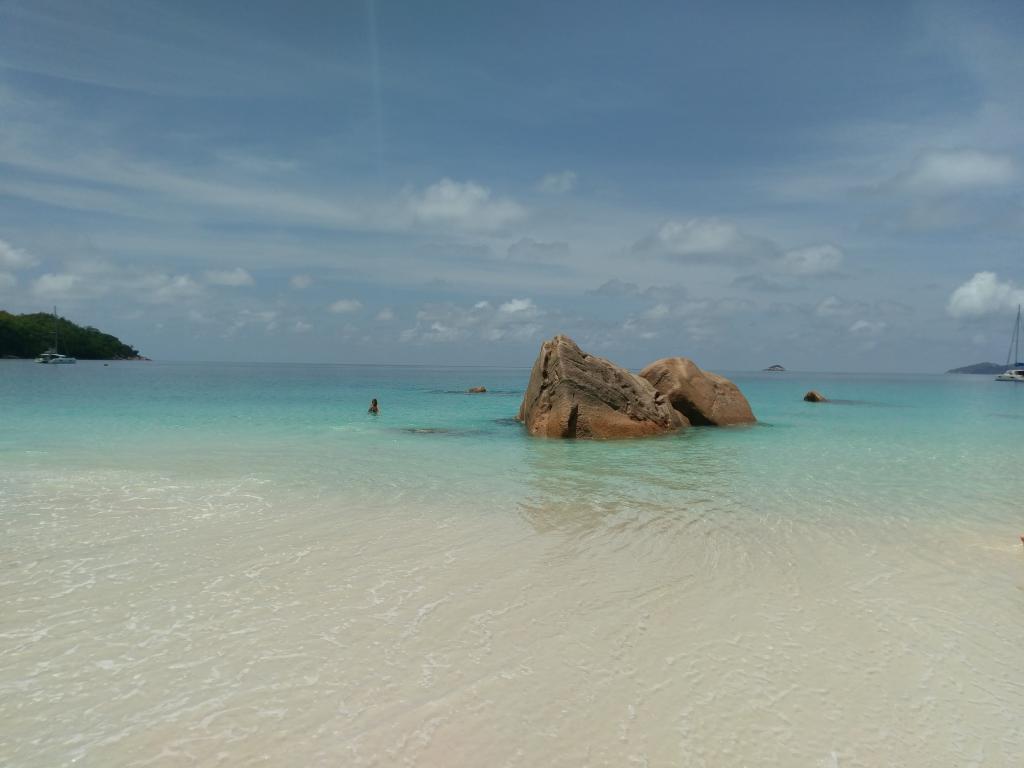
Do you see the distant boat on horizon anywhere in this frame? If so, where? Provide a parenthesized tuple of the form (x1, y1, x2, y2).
(995, 304, 1023, 382)
(35, 306, 77, 365)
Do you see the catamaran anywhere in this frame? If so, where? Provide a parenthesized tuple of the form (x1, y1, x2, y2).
(35, 306, 77, 364)
(995, 304, 1023, 382)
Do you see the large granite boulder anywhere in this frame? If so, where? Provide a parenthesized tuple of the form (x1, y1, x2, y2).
(639, 357, 756, 426)
(517, 336, 685, 438)
(803, 390, 827, 403)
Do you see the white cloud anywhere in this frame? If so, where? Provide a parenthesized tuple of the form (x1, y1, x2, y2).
(849, 319, 887, 335)
(329, 298, 363, 314)
(537, 170, 577, 194)
(498, 298, 534, 314)
(781, 244, 844, 275)
(290, 274, 312, 289)
(0, 239, 38, 270)
(947, 271, 1024, 318)
(204, 267, 254, 286)
(407, 178, 526, 231)
(636, 217, 762, 260)
(291, 320, 312, 333)
(656, 218, 741, 256)
(225, 309, 279, 336)
(138, 274, 204, 304)
(375, 308, 395, 321)
(604, 297, 753, 348)
(401, 297, 544, 343)
(898, 149, 1015, 191)
(30, 263, 204, 305)
(643, 303, 671, 320)
(31, 272, 79, 298)
(815, 296, 851, 317)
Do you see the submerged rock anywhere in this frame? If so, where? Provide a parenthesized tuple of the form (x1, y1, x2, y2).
(466, 386, 487, 393)
(640, 358, 756, 426)
(517, 336, 684, 438)
(803, 390, 827, 402)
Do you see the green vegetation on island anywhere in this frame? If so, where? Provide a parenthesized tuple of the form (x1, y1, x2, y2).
(0, 310, 144, 360)
(946, 362, 1005, 374)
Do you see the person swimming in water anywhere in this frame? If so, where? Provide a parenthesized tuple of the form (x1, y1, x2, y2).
(368, 398, 379, 414)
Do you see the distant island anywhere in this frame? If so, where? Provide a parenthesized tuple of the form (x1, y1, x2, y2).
(946, 362, 1004, 374)
(763, 364, 786, 372)
(0, 310, 145, 360)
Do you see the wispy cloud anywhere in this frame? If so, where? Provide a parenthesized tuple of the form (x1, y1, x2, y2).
(780, 244, 844, 275)
(400, 297, 544, 343)
(406, 178, 526, 232)
(329, 298, 363, 314)
(0, 238, 39, 270)
(204, 268, 254, 287)
(537, 170, 577, 194)
(889, 149, 1016, 192)
(849, 319, 887, 335)
(633, 217, 767, 261)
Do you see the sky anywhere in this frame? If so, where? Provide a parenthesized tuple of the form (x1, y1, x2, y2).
(2, 0, 1024, 370)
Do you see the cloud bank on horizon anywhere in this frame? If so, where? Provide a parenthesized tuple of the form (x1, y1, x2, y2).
(1, 0, 1023, 370)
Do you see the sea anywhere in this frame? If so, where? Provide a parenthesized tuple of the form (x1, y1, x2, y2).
(1, 360, 1023, 767)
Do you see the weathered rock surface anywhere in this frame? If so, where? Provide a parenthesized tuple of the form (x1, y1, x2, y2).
(803, 390, 827, 402)
(517, 336, 685, 438)
(467, 386, 487, 393)
(640, 358, 757, 426)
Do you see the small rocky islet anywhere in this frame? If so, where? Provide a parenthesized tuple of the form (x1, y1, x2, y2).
(516, 335, 755, 439)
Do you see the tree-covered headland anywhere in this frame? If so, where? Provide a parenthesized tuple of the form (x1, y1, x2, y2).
(0, 310, 144, 359)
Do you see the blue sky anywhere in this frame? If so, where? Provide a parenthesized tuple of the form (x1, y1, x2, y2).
(2, 0, 1024, 370)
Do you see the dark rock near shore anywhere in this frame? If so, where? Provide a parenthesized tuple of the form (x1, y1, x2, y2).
(803, 390, 827, 402)
(517, 336, 684, 438)
(467, 386, 487, 393)
(640, 358, 757, 426)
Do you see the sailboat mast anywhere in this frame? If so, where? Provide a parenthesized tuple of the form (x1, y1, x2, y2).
(53, 306, 59, 352)
(1011, 305, 1019, 368)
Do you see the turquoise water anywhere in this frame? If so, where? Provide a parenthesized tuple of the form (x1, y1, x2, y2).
(2, 360, 1023, 766)
(3, 360, 1022, 519)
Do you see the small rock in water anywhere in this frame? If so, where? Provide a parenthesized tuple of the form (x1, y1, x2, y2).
(804, 390, 827, 402)
(467, 386, 487, 393)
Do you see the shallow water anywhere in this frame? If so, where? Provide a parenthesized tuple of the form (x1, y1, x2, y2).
(2, 361, 1023, 766)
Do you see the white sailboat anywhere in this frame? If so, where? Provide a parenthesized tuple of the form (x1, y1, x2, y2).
(995, 304, 1023, 382)
(35, 306, 77, 364)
